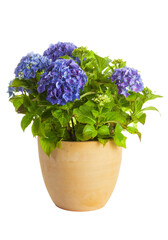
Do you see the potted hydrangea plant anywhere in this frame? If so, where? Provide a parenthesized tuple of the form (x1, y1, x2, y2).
(8, 42, 162, 211)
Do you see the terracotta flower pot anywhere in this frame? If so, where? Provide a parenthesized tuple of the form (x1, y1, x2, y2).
(38, 138, 122, 211)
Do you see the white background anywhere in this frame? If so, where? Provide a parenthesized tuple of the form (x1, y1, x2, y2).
(0, 0, 168, 239)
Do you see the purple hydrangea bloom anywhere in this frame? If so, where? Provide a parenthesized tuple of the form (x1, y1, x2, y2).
(43, 42, 80, 64)
(111, 67, 144, 97)
(37, 59, 88, 105)
(14, 53, 52, 80)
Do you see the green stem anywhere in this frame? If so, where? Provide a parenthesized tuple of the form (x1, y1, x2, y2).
(68, 123, 73, 141)
(71, 117, 76, 141)
(80, 92, 96, 99)
(97, 106, 103, 128)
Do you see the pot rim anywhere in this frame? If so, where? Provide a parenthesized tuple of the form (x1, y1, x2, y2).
(60, 140, 114, 143)
(38, 136, 114, 144)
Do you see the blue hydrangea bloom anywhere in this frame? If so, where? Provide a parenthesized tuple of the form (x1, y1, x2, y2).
(14, 53, 52, 80)
(111, 67, 144, 97)
(37, 59, 88, 105)
(43, 42, 80, 64)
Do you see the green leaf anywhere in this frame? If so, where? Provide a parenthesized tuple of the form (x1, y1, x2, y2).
(143, 88, 163, 102)
(141, 106, 159, 112)
(52, 110, 71, 127)
(41, 120, 53, 137)
(126, 92, 137, 101)
(98, 138, 109, 146)
(73, 105, 96, 125)
(14, 99, 23, 109)
(23, 95, 32, 108)
(126, 126, 141, 140)
(146, 94, 162, 101)
(94, 54, 111, 72)
(56, 127, 65, 138)
(84, 100, 96, 108)
(56, 140, 62, 149)
(137, 112, 146, 124)
(59, 55, 72, 60)
(10, 96, 23, 109)
(101, 107, 111, 114)
(41, 118, 64, 140)
(16, 104, 26, 114)
(97, 125, 110, 137)
(131, 112, 147, 125)
(134, 97, 143, 113)
(113, 124, 126, 148)
(21, 114, 33, 131)
(92, 109, 99, 118)
(60, 102, 74, 111)
(113, 132, 127, 148)
(11, 78, 26, 88)
(41, 109, 52, 120)
(40, 137, 56, 156)
(104, 111, 127, 126)
(11, 78, 31, 89)
(114, 124, 124, 133)
(31, 118, 40, 137)
(31, 117, 44, 137)
(83, 125, 97, 140)
(74, 124, 86, 141)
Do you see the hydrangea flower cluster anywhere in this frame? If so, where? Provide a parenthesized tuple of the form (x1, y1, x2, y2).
(14, 53, 52, 80)
(111, 67, 144, 97)
(37, 59, 88, 105)
(43, 42, 80, 64)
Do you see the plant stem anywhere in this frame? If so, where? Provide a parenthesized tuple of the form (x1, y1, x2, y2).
(80, 92, 96, 99)
(71, 117, 76, 141)
(68, 123, 73, 141)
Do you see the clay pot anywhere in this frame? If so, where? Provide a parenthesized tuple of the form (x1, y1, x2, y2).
(38, 138, 122, 211)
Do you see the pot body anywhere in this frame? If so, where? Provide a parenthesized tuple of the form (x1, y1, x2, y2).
(38, 138, 122, 211)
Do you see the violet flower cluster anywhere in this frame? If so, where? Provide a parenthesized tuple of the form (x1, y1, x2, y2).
(14, 53, 52, 80)
(111, 67, 144, 97)
(43, 42, 80, 64)
(37, 59, 88, 105)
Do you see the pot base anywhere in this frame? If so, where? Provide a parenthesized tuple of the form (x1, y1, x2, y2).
(55, 204, 105, 212)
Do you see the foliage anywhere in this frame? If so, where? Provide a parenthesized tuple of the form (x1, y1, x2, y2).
(8, 42, 162, 155)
